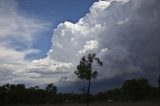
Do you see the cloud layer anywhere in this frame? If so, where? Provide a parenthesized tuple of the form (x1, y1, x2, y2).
(0, 0, 49, 63)
(0, 0, 50, 85)
(0, 0, 160, 91)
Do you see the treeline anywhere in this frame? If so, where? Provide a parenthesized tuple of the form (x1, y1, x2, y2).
(0, 83, 58, 104)
(95, 78, 160, 102)
(0, 78, 160, 105)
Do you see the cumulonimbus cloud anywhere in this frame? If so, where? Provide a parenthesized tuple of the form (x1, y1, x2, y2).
(47, 0, 160, 84)
(0, 0, 160, 88)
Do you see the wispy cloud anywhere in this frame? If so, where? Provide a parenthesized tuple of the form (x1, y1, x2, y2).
(0, 0, 49, 63)
(0, 0, 50, 85)
(0, 0, 49, 46)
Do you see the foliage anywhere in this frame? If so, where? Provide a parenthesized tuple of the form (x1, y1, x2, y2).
(0, 78, 160, 104)
(94, 77, 160, 102)
(0, 83, 57, 105)
(75, 53, 102, 80)
(46, 83, 57, 95)
(75, 53, 102, 106)
(121, 78, 151, 101)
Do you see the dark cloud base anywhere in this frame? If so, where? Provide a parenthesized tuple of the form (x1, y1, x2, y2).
(101, 0, 160, 85)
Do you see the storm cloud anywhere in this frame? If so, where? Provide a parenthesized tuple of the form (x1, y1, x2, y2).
(48, 0, 160, 83)
(0, 0, 160, 91)
(45, 0, 160, 92)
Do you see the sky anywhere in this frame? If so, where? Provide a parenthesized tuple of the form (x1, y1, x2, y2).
(0, 0, 160, 93)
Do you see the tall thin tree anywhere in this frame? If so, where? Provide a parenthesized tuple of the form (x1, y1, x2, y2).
(75, 53, 102, 106)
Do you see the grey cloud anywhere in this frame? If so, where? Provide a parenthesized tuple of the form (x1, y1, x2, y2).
(99, 0, 160, 83)
(47, 0, 160, 91)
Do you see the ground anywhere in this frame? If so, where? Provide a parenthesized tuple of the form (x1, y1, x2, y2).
(6, 102, 160, 106)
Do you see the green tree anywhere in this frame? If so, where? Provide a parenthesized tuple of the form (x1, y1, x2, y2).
(45, 83, 57, 103)
(46, 83, 57, 95)
(75, 53, 102, 106)
(121, 78, 151, 101)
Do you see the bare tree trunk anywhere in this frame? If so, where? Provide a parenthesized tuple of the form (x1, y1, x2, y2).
(87, 79, 91, 106)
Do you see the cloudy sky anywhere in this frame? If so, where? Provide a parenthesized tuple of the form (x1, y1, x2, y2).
(0, 0, 160, 93)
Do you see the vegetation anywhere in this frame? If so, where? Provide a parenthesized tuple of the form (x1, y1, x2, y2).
(0, 83, 57, 105)
(0, 78, 160, 105)
(75, 53, 102, 106)
(95, 78, 160, 102)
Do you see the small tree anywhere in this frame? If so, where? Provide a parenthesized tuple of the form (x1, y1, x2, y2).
(121, 78, 150, 101)
(75, 53, 102, 106)
(45, 84, 57, 103)
(46, 83, 57, 95)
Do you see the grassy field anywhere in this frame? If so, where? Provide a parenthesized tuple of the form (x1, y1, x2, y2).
(6, 102, 160, 106)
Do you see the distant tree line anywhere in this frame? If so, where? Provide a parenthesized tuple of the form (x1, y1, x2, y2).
(0, 77, 160, 105)
(0, 83, 57, 104)
(95, 77, 160, 102)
